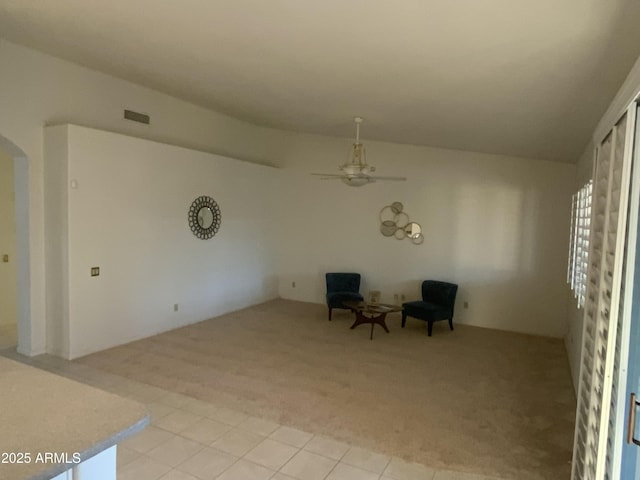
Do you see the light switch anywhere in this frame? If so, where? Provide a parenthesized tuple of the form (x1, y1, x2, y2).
(2, 254, 8, 263)
(90, 267, 100, 277)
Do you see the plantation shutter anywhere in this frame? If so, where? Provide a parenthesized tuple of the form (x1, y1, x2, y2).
(572, 111, 635, 480)
(579, 184, 594, 307)
(603, 113, 632, 480)
(569, 193, 578, 287)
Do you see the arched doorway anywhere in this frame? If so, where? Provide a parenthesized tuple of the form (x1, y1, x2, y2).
(0, 134, 30, 356)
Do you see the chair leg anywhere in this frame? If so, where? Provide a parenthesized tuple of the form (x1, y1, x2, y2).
(449, 318, 454, 331)
(427, 321, 433, 337)
(401, 312, 407, 328)
(328, 308, 332, 321)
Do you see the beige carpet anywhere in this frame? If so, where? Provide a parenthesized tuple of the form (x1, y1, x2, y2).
(78, 299, 575, 479)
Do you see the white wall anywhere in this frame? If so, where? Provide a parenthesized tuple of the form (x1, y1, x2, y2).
(0, 148, 17, 326)
(276, 134, 576, 337)
(45, 125, 279, 359)
(43, 127, 69, 357)
(0, 39, 288, 355)
(0, 38, 581, 354)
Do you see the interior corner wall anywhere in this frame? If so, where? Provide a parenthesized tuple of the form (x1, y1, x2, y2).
(43, 125, 70, 357)
(0, 148, 17, 326)
(275, 134, 576, 338)
(48, 125, 279, 359)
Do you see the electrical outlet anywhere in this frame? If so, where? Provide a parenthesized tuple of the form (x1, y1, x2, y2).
(464, 301, 469, 309)
(174, 303, 179, 312)
(90, 267, 100, 277)
(393, 293, 399, 302)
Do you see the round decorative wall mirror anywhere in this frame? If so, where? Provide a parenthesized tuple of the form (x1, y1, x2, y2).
(404, 222, 421, 237)
(188, 196, 221, 239)
(379, 201, 423, 245)
(380, 220, 397, 237)
(404, 222, 424, 244)
(198, 207, 214, 229)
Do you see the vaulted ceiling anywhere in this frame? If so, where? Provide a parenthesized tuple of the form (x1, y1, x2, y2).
(2, 0, 640, 163)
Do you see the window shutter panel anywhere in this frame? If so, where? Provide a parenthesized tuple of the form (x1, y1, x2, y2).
(572, 111, 634, 480)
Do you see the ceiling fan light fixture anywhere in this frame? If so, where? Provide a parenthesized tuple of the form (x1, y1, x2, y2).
(310, 116, 406, 186)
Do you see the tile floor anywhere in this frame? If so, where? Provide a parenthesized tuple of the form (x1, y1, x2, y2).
(0, 350, 508, 480)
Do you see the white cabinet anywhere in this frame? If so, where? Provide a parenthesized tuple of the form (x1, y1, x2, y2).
(73, 446, 117, 480)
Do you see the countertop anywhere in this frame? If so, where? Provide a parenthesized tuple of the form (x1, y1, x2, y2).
(0, 357, 149, 480)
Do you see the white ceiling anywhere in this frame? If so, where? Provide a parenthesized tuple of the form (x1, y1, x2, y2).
(2, 0, 640, 163)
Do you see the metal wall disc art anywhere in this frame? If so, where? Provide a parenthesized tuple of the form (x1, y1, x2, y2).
(379, 202, 423, 245)
(188, 195, 221, 239)
(380, 220, 397, 237)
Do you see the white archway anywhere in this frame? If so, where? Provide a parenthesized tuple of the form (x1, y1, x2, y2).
(0, 134, 31, 356)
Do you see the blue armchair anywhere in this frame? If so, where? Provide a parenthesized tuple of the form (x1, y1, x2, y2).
(402, 280, 458, 336)
(325, 273, 364, 321)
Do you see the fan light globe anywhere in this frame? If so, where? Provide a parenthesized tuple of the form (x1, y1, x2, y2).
(341, 176, 370, 187)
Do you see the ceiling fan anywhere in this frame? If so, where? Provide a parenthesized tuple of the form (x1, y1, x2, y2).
(311, 117, 407, 187)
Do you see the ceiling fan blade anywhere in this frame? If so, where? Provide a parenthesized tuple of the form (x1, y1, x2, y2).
(311, 171, 406, 183)
(367, 176, 407, 181)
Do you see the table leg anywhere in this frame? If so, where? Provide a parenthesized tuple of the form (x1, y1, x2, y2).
(350, 311, 390, 340)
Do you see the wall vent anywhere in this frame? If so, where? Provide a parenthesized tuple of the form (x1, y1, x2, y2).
(124, 109, 150, 124)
